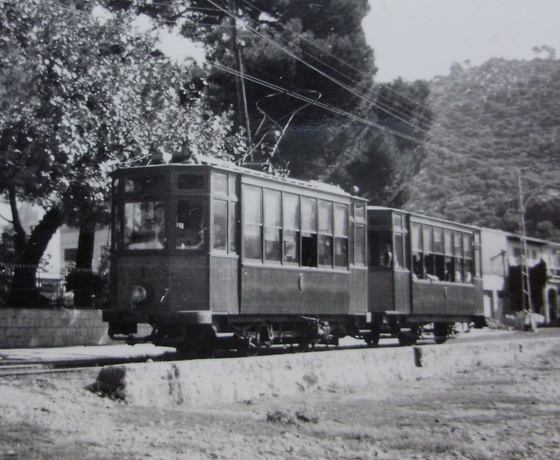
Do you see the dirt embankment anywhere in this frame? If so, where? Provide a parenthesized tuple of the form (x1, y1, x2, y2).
(1, 340, 560, 460)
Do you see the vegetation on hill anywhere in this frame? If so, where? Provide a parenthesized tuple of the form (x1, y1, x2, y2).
(402, 55, 560, 241)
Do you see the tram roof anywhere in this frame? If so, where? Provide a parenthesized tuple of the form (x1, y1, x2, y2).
(367, 206, 482, 232)
(114, 157, 366, 201)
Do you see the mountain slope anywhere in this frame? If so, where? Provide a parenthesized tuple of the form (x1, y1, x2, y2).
(402, 57, 560, 240)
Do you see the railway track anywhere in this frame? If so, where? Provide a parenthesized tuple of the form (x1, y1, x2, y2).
(0, 355, 172, 377)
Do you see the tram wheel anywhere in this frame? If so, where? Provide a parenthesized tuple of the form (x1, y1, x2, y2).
(365, 324, 381, 347)
(397, 330, 418, 346)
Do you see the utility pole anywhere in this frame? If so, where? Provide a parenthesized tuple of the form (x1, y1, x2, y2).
(228, 0, 252, 154)
(517, 170, 537, 331)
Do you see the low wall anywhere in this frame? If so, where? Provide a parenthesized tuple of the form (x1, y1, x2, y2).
(96, 336, 560, 408)
(0, 309, 115, 348)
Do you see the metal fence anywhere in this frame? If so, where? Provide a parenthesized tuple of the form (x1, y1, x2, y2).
(0, 263, 110, 309)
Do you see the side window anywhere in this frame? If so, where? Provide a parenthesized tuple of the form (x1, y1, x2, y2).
(433, 227, 445, 280)
(411, 223, 423, 279)
(463, 233, 473, 283)
(423, 226, 435, 278)
(354, 224, 366, 266)
(176, 200, 205, 250)
(283, 193, 300, 264)
(264, 190, 281, 262)
(318, 201, 333, 267)
(393, 233, 404, 269)
(212, 199, 228, 251)
(301, 197, 317, 267)
(453, 232, 464, 282)
(334, 205, 348, 268)
(243, 185, 262, 261)
(444, 229, 454, 281)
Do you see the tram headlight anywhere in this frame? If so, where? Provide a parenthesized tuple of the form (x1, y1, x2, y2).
(131, 285, 148, 304)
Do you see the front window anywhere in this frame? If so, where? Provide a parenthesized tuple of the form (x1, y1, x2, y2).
(124, 201, 166, 250)
(176, 199, 206, 250)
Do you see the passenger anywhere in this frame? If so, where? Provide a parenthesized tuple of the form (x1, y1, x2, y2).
(383, 244, 393, 268)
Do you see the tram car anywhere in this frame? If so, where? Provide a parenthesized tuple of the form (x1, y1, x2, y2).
(366, 207, 485, 346)
(103, 161, 485, 354)
(103, 160, 369, 354)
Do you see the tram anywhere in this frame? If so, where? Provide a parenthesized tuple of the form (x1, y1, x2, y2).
(103, 160, 485, 353)
(103, 160, 369, 354)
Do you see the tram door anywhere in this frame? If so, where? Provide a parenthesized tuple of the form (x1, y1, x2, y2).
(367, 210, 411, 314)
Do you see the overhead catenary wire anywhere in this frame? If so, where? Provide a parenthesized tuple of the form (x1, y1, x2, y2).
(202, 0, 435, 141)
(208, 61, 425, 144)
(29, 0, 533, 170)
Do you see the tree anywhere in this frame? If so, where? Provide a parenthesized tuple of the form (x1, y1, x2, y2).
(0, 0, 244, 306)
(102, 0, 376, 178)
(319, 78, 433, 205)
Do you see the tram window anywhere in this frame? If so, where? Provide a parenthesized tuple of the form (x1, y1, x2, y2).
(301, 233, 318, 267)
(355, 224, 366, 266)
(444, 229, 454, 281)
(124, 201, 166, 250)
(423, 226, 436, 278)
(176, 199, 205, 250)
(244, 225, 262, 260)
(334, 205, 348, 268)
(354, 203, 365, 220)
(229, 202, 237, 253)
(453, 232, 464, 282)
(301, 198, 318, 267)
(264, 190, 281, 262)
(212, 173, 228, 195)
(243, 185, 262, 261)
(463, 233, 473, 283)
(212, 199, 227, 251)
(125, 175, 164, 193)
(393, 234, 404, 268)
(433, 227, 446, 280)
(318, 201, 333, 267)
(283, 230, 299, 263)
(177, 174, 205, 191)
(411, 223, 424, 279)
(283, 194, 300, 264)
(474, 246, 482, 278)
(370, 231, 393, 268)
(393, 214, 403, 229)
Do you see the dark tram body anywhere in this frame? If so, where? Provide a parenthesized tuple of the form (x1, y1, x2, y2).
(103, 162, 484, 353)
(103, 162, 369, 353)
(366, 207, 484, 345)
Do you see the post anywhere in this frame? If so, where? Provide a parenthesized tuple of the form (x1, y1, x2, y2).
(517, 170, 537, 331)
(228, 0, 252, 152)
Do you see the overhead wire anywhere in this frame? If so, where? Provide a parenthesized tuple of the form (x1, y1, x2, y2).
(36, 0, 533, 171)
(199, 0, 435, 142)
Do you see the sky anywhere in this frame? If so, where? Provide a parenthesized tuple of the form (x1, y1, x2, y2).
(134, 0, 560, 83)
(364, 0, 560, 81)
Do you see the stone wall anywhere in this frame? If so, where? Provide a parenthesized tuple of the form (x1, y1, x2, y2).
(0, 309, 114, 348)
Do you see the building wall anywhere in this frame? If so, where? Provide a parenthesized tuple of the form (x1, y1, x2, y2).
(59, 226, 110, 271)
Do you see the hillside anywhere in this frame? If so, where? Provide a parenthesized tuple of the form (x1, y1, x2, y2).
(402, 57, 560, 241)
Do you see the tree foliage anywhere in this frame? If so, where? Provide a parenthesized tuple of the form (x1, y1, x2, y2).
(102, 0, 376, 177)
(0, 0, 243, 305)
(319, 78, 432, 204)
